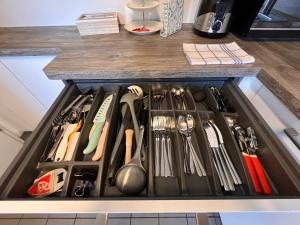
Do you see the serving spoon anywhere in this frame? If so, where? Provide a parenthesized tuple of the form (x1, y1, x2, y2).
(115, 125, 146, 195)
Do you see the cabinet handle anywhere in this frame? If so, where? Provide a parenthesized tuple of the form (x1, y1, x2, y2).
(284, 128, 300, 150)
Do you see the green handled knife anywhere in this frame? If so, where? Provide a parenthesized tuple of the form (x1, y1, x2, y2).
(83, 94, 113, 155)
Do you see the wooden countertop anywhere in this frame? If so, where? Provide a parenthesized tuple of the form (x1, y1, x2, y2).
(0, 25, 260, 79)
(0, 24, 299, 118)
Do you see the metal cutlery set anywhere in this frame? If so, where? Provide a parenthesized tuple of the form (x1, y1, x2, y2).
(152, 116, 175, 177)
(204, 120, 242, 192)
(171, 87, 187, 110)
(226, 117, 271, 195)
(40, 93, 95, 162)
(152, 89, 167, 110)
(177, 115, 207, 177)
(28, 85, 272, 198)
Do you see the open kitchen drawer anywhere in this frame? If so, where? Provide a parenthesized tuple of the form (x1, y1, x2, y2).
(0, 78, 299, 213)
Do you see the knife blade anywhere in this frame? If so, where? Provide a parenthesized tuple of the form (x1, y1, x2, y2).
(83, 94, 113, 155)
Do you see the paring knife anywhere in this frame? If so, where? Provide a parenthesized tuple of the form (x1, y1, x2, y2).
(83, 94, 113, 155)
(92, 98, 115, 161)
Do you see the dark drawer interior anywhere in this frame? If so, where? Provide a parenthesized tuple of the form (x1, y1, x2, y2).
(1, 79, 299, 200)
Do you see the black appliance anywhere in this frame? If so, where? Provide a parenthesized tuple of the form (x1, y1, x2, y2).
(193, 0, 235, 38)
(231, 0, 300, 39)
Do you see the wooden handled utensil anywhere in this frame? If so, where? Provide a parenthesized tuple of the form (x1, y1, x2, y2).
(122, 105, 134, 164)
(54, 123, 78, 162)
(92, 121, 110, 161)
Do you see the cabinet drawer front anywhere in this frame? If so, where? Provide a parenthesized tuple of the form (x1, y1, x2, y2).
(0, 79, 299, 212)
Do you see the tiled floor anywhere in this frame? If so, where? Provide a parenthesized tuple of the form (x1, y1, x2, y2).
(0, 213, 222, 225)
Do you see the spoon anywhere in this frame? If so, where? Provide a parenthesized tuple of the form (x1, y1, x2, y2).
(186, 114, 207, 176)
(115, 125, 146, 195)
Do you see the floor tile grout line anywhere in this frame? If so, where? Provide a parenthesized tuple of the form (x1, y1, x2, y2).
(72, 214, 76, 225)
(16, 217, 22, 225)
(45, 217, 49, 225)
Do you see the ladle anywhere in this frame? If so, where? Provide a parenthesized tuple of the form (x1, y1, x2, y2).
(115, 125, 146, 195)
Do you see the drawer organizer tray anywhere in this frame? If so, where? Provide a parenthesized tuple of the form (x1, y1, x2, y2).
(0, 79, 300, 200)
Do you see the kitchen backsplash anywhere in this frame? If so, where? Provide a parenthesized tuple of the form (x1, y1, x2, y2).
(0, 0, 201, 27)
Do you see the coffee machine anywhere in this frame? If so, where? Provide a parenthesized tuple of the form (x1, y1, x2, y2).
(193, 0, 235, 38)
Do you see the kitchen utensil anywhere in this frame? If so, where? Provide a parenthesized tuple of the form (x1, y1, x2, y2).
(178, 115, 195, 175)
(125, 129, 134, 164)
(40, 99, 73, 162)
(122, 106, 135, 164)
(209, 86, 235, 113)
(92, 95, 114, 161)
(152, 89, 167, 110)
(152, 116, 161, 176)
(186, 114, 207, 176)
(92, 120, 109, 161)
(177, 115, 206, 177)
(231, 123, 271, 195)
(159, 116, 171, 177)
(54, 123, 78, 162)
(171, 88, 186, 110)
(27, 168, 67, 197)
(209, 121, 242, 185)
(69, 119, 83, 141)
(64, 132, 80, 161)
(128, 85, 144, 98)
(109, 104, 128, 165)
(247, 127, 271, 195)
(204, 122, 232, 191)
(83, 94, 113, 155)
(166, 116, 175, 176)
(120, 93, 140, 142)
(67, 94, 94, 123)
(106, 104, 131, 185)
(127, 85, 147, 161)
(60, 95, 84, 116)
(115, 125, 146, 195)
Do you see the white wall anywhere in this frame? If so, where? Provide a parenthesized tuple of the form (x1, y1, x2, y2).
(0, 0, 201, 27)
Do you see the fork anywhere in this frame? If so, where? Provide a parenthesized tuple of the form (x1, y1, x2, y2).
(152, 116, 161, 176)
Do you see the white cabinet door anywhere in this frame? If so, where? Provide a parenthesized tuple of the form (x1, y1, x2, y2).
(221, 212, 300, 225)
(0, 61, 45, 135)
(0, 56, 64, 109)
(239, 77, 300, 165)
(0, 131, 23, 177)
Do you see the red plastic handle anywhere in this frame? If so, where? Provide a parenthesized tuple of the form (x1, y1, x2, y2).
(242, 152, 262, 194)
(250, 155, 271, 195)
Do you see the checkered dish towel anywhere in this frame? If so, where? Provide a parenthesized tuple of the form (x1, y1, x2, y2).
(183, 42, 255, 65)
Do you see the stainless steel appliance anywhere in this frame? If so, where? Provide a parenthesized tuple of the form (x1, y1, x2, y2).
(231, 0, 300, 39)
(193, 0, 235, 38)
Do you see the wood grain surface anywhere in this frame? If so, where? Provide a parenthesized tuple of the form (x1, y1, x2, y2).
(0, 24, 299, 118)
